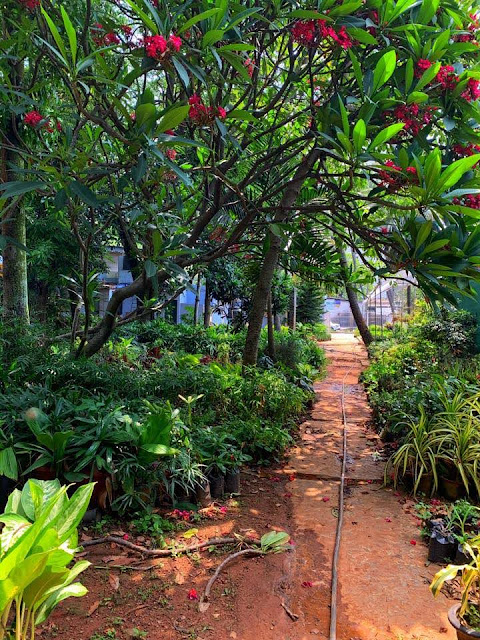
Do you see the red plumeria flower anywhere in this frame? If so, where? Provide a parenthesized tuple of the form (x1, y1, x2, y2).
(166, 148, 177, 161)
(121, 25, 133, 36)
(123, 534, 129, 540)
(18, 0, 40, 9)
(289, 475, 296, 482)
(104, 32, 121, 45)
(219, 506, 228, 514)
(24, 110, 49, 129)
(144, 34, 167, 58)
(283, 492, 292, 498)
(410, 540, 417, 546)
(302, 581, 313, 588)
(462, 78, 480, 101)
(165, 129, 175, 136)
(322, 497, 330, 502)
(385, 517, 392, 523)
(168, 34, 182, 52)
(187, 588, 198, 600)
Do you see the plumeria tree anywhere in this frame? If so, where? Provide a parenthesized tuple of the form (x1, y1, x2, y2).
(2, 0, 480, 361)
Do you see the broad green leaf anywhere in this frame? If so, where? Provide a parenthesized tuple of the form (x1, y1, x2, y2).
(437, 155, 480, 194)
(202, 29, 224, 47)
(157, 105, 190, 133)
(177, 8, 222, 34)
(369, 123, 405, 150)
(416, 61, 441, 91)
(0, 181, 45, 198)
(41, 9, 68, 65)
(60, 7, 77, 66)
(227, 109, 258, 122)
(69, 181, 100, 208)
(352, 119, 366, 153)
(0, 448, 18, 481)
(372, 50, 396, 93)
(124, 0, 157, 32)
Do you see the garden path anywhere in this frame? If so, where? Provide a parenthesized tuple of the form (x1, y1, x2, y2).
(238, 333, 456, 640)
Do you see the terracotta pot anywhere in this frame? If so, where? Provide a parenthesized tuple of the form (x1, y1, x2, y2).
(30, 465, 56, 481)
(448, 604, 480, 640)
(440, 476, 467, 501)
(195, 480, 212, 507)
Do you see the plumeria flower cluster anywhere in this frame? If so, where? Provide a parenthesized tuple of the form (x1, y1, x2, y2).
(291, 19, 353, 50)
(188, 94, 226, 125)
(453, 193, 480, 209)
(383, 103, 435, 137)
(415, 59, 459, 91)
(455, 13, 480, 42)
(24, 110, 61, 133)
(461, 78, 480, 102)
(91, 23, 123, 47)
(18, 0, 39, 9)
(378, 160, 418, 190)
(144, 34, 181, 59)
(453, 143, 480, 158)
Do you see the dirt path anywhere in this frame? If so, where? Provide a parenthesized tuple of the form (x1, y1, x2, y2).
(47, 334, 456, 640)
(237, 333, 455, 640)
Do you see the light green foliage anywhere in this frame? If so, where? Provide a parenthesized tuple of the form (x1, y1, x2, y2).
(0, 480, 94, 640)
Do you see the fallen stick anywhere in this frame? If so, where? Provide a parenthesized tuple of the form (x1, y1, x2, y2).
(281, 601, 299, 621)
(199, 548, 265, 612)
(82, 535, 237, 556)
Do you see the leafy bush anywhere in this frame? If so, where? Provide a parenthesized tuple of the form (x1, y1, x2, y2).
(0, 480, 93, 640)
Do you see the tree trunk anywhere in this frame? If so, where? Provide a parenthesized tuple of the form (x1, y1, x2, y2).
(288, 287, 297, 331)
(243, 147, 320, 366)
(266, 290, 275, 359)
(1, 62, 29, 325)
(203, 280, 211, 328)
(193, 274, 201, 326)
(337, 245, 373, 346)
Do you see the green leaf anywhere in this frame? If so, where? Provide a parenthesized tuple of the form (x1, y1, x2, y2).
(60, 7, 77, 66)
(369, 123, 405, 150)
(405, 58, 414, 92)
(171, 57, 190, 88)
(177, 8, 222, 34)
(437, 155, 480, 194)
(157, 105, 190, 133)
(124, 0, 157, 33)
(415, 61, 441, 91)
(35, 582, 89, 625)
(415, 221, 432, 251)
(41, 8, 69, 65)
(0, 181, 46, 198)
(0, 448, 18, 481)
(135, 103, 157, 130)
(202, 29, 224, 47)
(68, 181, 100, 208)
(338, 96, 349, 136)
(139, 443, 178, 456)
(352, 119, 366, 152)
(227, 109, 258, 122)
(372, 50, 396, 93)
(347, 27, 377, 45)
(407, 91, 429, 104)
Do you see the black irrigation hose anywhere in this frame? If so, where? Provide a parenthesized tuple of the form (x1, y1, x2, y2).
(329, 339, 361, 640)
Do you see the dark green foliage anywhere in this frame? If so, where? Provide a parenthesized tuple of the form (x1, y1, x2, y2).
(296, 281, 325, 324)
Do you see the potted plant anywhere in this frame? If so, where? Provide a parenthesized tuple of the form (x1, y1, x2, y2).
(435, 414, 480, 499)
(431, 535, 480, 639)
(386, 407, 439, 496)
(224, 449, 252, 494)
(451, 501, 480, 565)
(20, 408, 74, 481)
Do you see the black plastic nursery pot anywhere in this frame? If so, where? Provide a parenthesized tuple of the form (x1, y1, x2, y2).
(428, 531, 456, 564)
(209, 473, 225, 499)
(455, 544, 471, 565)
(195, 479, 212, 507)
(0, 475, 14, 513)
(225, 469, 241, 494)
(448, 604, 480, 640)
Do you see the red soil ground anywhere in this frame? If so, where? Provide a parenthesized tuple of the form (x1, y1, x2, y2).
(42, 334, 456, 640)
